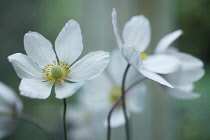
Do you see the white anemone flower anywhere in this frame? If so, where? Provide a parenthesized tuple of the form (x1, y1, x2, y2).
(8, 20, 110, 99)
(112, 8, 179, 88)
(80, 50, 146, 128)
(154, 30, 205, 99)
(0, 81, 23, 138)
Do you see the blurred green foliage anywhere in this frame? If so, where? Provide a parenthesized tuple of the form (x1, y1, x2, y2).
(177, 0, 210, 62)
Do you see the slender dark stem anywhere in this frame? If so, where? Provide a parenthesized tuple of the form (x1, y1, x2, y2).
(107, 75, 145, 140)
(20, 112, 54, 140)
(63, 98, 67, 140)
(121, 64, 131, 140)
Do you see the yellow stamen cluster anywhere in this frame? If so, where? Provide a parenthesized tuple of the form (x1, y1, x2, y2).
(140, 52, 147, 60)
(134, 45, 147, 60)
(42, 61, 71, 83)
(109, 87, 122, 104)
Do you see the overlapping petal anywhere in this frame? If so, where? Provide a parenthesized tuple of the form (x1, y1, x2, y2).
(8, 53, 43, 80)
(122, 15, 151, 52)
(121, 45, 142, 69)
(55, 82, 84, 99)
(55, 20, 83, 65)
(139, 69, 173, 88)
(168, 88, 200, 100)
(69, 51, 110, 82)
(19, 79, 52, 99)
(143, 54, 180, 74)
(24, 32, 57, 68)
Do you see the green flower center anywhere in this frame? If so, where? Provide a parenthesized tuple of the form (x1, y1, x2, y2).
(51, 65, 63, 78)
(42, 61, 71, 83)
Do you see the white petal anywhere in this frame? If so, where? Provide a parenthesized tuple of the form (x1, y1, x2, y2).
(24, 32, 57, 68)
(155, 30, 183, 53)
(127, 84, 146, 113)
(8, 53, 43, 80)
(168, 88, 200, 100)
(112, 8, 123, 49)
(122, 15, 151, 52)
(107, 49, 127, 85)
(19, 79, 52, 99)
(175, 83, 194, 92)
(175, 52, 204, 70)
(69, 51, 110, 82)
(81, 74, 112, 108)
(139, 69, 173, 88)
(0, 81, 23, 112)
(55, 82, 84, 99)
(143, 54, 180, 74)
(55, 20, 83, 65)
(167, 68, 205, 85)
(104, 108, 126, 128)
(121, 45, 142, 69)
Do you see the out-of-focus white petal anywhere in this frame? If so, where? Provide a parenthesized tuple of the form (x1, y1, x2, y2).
(112, 8, 123, 49)
(127, 84, 146, 113)
(175, 84, 194, 92)
(139, 69, 173, 88)
(104, 108, 125, 128)
(143, 54, 180, 74)
(69, 51, 110, 82)
(168, 88, 200, 100)
(55, 82, 84, 99)
(0, 81, 23, 111)
(175, 52, 204, 70)
(81, 74, 112, 108)
(122, 15, 151, 52)
(55, 20, 83, 65)
(167, 68, 205, 85)
(121, 45, 142, 69)
(19, 79, 52, 99)
(24, 32, 57, 68)
(155, 30, 183, 53)
(107, 49, 127, 85)
(8, 53, 43, 80)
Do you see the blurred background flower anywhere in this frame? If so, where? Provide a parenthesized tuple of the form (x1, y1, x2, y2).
(0, 0, 209, 140)
(0, 81, 22, 139)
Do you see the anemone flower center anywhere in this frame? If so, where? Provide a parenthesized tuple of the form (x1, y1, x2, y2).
(42, 61, 71, 83)
(109, 87, 122, 104)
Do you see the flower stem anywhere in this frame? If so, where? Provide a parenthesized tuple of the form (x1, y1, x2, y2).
(63, 98, 67, 140)
(107, 75, 145, 140)
(121, 64, 131, 140)
(20, 112, 54, 140)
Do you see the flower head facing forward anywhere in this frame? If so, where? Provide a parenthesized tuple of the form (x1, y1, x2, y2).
(0, 81, 23, 138)
(8, 20, 110, 99)
(112, 9, 180, 88)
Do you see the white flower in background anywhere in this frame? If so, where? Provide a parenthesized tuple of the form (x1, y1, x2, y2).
(80, 50, 146, 128)
(8, 20, 110, 99)
(112, 8, 179, 88)
(0, 81, 23, 138)
(154, 30, 205, 99)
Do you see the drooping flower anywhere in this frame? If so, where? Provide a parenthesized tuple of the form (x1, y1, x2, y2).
(8, 20, 110, 99)
(112, 8, 179, 88)
(80, 50, 146, 128)
(154, 30, 205, 99)
(0, 81, 23, 138)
